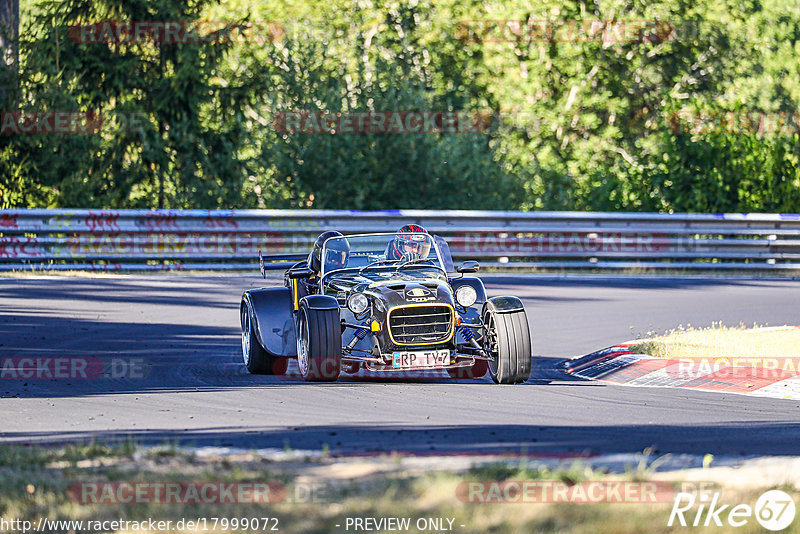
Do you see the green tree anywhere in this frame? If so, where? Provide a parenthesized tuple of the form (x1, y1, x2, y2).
(245, 2, 519, 209)
(3, 0, 800, 212)
(6, 0, 257, 208)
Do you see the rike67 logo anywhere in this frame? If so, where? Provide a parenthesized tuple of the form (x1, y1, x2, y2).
(669, 489, 796, 531)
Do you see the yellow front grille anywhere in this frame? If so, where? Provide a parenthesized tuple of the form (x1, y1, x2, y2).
(387, 303, 455, 346)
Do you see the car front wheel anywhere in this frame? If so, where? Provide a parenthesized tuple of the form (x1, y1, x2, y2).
(296, 303, 341, 382)
(483, 307, 531, 384)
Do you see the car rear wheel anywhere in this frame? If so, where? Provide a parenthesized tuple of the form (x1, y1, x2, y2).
(241, 305, 288, 375)
(296, 303, 341, 382)
(483, 308, 531, 384)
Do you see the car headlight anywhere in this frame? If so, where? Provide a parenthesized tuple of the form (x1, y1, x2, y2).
(455, 285, 477, 308)
(347, 292, 369, 315)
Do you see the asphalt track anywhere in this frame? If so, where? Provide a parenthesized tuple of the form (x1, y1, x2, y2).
(1, 274, 799, 457)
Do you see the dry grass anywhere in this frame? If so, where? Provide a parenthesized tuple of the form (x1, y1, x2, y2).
(628, 324, 800, 363)
(2, 444, 799, 533)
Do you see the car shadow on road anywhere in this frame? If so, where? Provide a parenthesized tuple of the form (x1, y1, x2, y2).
(0, 309, 253, 398)
(0, 275, 248, 309)
(0, 300, 579, 397)
(3, 420, 800, 457)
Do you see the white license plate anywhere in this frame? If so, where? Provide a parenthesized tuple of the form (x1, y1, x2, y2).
(392, 349, 450, 369)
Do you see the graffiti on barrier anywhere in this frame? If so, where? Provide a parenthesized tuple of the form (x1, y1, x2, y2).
(61, 233, 305, 256)
(203, 210, 238, 229)
(0, 213, 19, 229)
(0, 236, 44, 258)
(139, 212, 179, 231)
(85, 210, 121, 233)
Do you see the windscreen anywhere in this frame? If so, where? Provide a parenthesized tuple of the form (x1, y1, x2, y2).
(320, 233, 443, 276)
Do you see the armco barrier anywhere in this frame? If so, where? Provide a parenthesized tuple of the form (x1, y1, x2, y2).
(1, 209, 800, 272)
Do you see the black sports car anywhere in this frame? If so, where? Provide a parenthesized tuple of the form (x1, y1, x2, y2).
(240, 232, 531, 383)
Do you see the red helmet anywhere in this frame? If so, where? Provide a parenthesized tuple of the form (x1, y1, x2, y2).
(389, 224, 431, 260)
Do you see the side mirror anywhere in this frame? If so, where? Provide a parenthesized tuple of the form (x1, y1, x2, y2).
(288, 268, 314, 280)
(456, 260, 479, 274)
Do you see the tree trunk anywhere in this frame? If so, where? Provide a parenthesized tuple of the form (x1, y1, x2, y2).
(0, 0, 19, 106)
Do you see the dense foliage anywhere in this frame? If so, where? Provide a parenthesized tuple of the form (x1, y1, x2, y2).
(0, 0, 798, 211)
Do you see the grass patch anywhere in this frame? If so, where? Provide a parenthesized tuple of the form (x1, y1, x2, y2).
(2, 444, 798, 533)
(0, 440, 137, 468)
(628, 324, 800, 362)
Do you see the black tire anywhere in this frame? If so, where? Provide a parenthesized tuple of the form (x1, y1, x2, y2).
(241, 304, 288, 375)
(484, 308, 532, 384)
(296, 303, 341, 382)
(447, 359, 489, 379)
